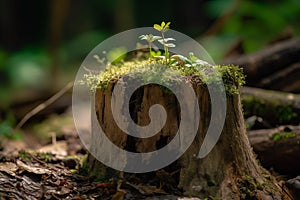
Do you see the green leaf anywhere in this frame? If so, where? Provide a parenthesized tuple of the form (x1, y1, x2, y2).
(161, 38, 175, 42)
(189, 52, 199, 62)
(154, 22, 171, 32)
(158, 40, 164, 45)
(158, 38, 176, 47)
(161, 22, 171, 32)
(140, 34, 161, 43)
(153, 24, 162, 31)
(171, 54, 191, 64)
(165, 22, 171, 28)
(150, 51, 161, 57)
(164, 43, 176, 48)
(152, 36, 162, 41)
(139, 35, 147, 40)
(154, 55, 165, 60)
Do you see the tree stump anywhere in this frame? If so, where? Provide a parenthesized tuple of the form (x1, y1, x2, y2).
(85, 79, 292, 199)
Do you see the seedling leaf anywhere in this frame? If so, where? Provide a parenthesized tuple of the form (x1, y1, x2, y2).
(154, 24, 162, 31)
(164, 43, 175, 48)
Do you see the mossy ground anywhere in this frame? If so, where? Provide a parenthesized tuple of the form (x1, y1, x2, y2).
(271, 131, 296, 141)
(238, 174, 283, 200)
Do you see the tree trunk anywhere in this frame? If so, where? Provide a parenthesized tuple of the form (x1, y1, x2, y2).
(86, 82, 292, 199)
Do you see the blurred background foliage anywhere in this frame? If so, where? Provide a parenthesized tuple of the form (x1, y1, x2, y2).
(0, 0, 300, 130)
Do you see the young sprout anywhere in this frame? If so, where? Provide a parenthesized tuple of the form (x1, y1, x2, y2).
(153, 21, 175, 64)
(139, 34, 161, 59)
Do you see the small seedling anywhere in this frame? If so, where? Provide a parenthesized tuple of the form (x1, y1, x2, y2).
(153, 21, 175, 64)
(139, 22, 209, 67)
(139, 34, 161, 59)
(139, 21, 176, 64)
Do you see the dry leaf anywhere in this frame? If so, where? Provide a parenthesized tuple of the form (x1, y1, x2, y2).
(16, 160, 51, 174)
(38, 141, 67, 156)
(0, 162, 18, 176)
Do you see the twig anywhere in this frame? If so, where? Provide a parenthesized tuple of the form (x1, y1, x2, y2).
(15, 81, 73, 130)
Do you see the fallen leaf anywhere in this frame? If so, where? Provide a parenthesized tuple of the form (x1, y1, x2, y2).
(57, 186, 72, 195)
(16, 160, 51, 174)
(0, 162, 18, 176)
(38, 141, 68, 156)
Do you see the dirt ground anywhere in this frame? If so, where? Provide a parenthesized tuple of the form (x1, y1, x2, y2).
(0, 114, 204, 200)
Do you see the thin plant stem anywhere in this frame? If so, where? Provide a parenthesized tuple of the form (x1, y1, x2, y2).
(161, 31, 168, 65)
(148, 41, 152, 59)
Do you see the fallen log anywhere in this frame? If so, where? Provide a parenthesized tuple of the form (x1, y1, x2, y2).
(222, 38, 300, 86)
(248, 125, 300, 176)
(241, 86, 300, 126)
(258, 62, 300, 93)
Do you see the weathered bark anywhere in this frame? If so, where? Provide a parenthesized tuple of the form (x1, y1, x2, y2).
(222, 38, 300, 87)
(248, 125, 300, 176)
(241, 86, 300, 125)
(178, 86, 290, 199)
(87, 82, 292, 199)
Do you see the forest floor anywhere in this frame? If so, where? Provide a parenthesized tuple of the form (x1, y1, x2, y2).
(0, 113, 202, 200)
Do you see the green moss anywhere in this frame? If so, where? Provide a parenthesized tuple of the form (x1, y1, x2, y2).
(261, 176, 279, 196)
(242, 96, 298, 125)
(19, 150, 32, 162)
(277, 105, 297, 124)
(242, 96, 267, 117)
(80, 154, 117, 182)
(238, 174, 282, 199)
(0, 193, 6, 197)
(19, 150, 55, 163)
(36, 152, 54, 162)
(238, 175, 263, 199)
(215, 65, 245, 95)
(271, 131, 296, 142)
(79, 154, 89, 177)
(81, 59, 245, 95)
